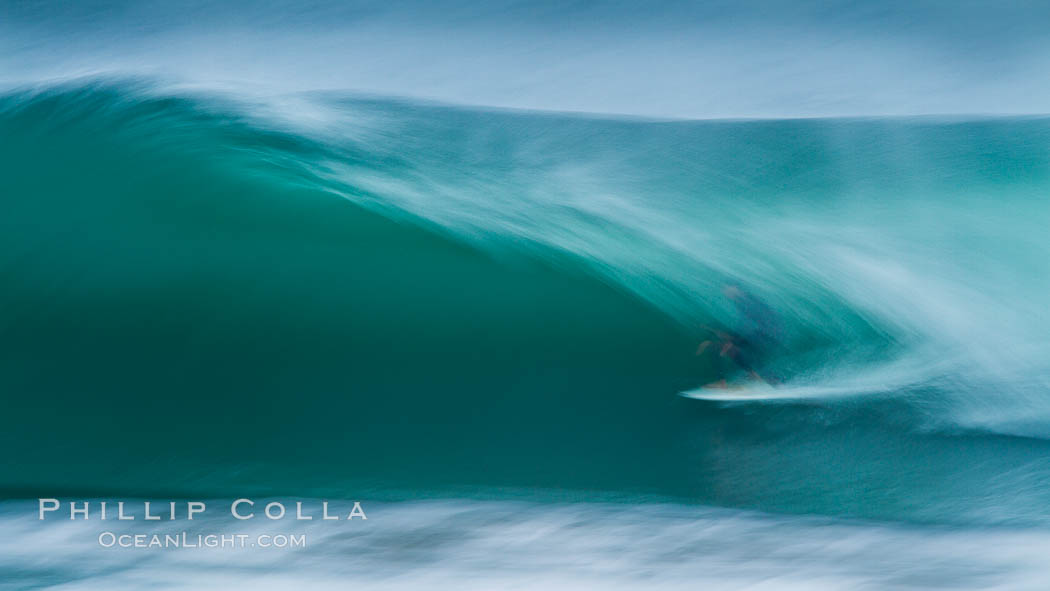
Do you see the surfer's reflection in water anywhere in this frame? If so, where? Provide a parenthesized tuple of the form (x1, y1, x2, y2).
(696, 283, 783, 387)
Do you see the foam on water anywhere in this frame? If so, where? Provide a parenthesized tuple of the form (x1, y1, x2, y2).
(4, 498, 1050, 590)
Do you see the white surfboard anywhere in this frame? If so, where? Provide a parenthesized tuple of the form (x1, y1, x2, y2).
(679, 381, 888, 402)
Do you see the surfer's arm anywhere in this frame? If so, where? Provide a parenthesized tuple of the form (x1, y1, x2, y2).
(696, 324, 732, 355)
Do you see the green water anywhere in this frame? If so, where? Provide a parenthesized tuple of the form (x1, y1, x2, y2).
(2, 84, 1050, 527)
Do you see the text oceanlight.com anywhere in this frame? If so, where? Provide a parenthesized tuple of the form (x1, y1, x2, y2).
(97, 532, 307, 549)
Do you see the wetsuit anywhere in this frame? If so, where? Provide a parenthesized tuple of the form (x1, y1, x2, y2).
(726, 290, 781, 375)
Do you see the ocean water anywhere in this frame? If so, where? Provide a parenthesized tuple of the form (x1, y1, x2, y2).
(4, 2, 1050, 586)
(6, 499, 1050, 590)
(2, 82, 1049, 588)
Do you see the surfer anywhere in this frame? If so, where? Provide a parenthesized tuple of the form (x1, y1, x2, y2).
(695, 283, 781, 386)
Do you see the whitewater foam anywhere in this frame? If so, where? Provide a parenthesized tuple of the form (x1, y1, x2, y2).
(4, 498, 1050, 590)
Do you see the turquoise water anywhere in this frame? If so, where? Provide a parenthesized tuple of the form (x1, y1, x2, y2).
(2, 81, 1050, 589)
(3, 83, 1050, 522)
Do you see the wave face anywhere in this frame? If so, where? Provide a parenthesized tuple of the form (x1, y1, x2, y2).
(2, 82, 1050, 526)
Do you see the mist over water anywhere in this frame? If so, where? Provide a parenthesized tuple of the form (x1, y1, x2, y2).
(3, 0, 1050, 118)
